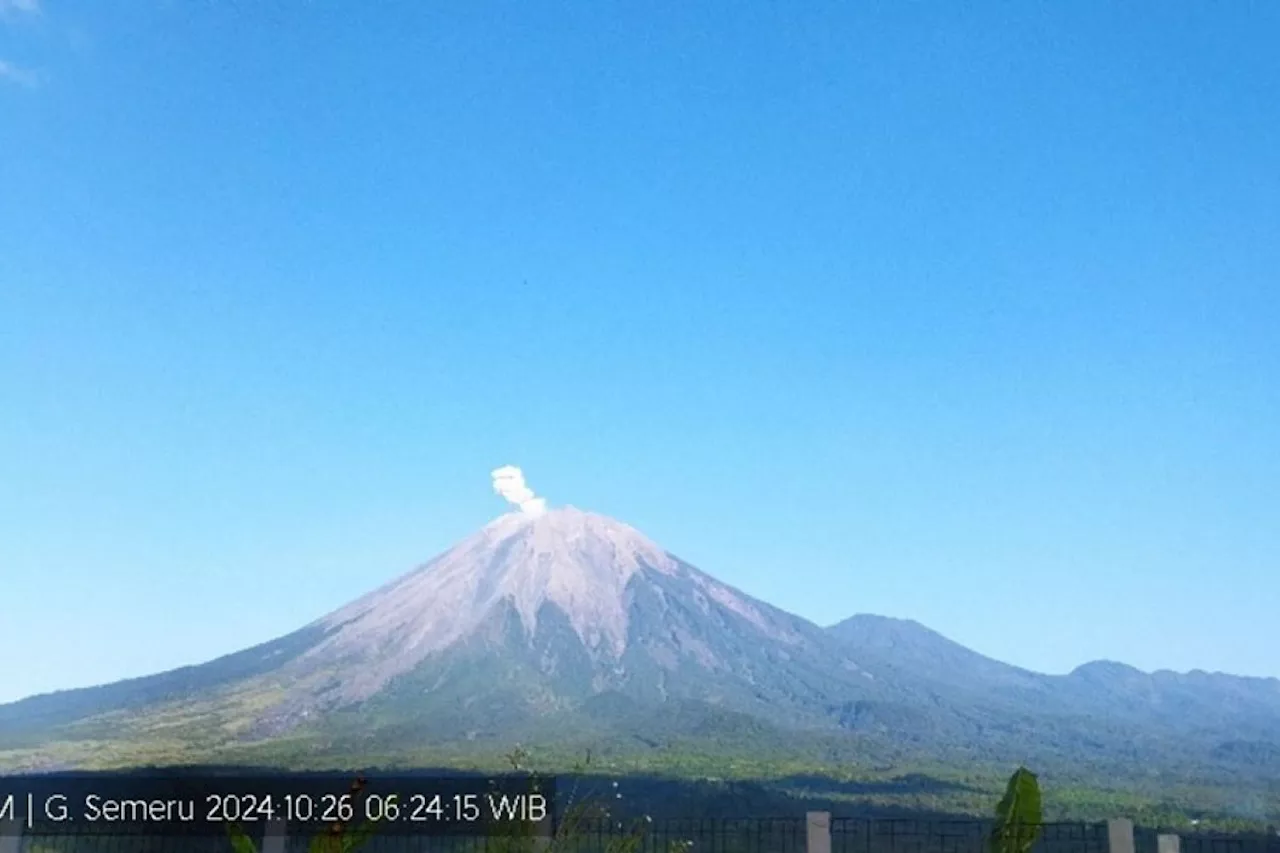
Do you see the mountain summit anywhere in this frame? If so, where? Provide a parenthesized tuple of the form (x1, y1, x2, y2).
(253, 506, 850, 736)
(276, 506, 815, 709)
(1, 505, 1278, 783)
(314, 507, 683, 684)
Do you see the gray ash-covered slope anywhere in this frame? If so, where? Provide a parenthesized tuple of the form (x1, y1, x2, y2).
(251, 507, 891, 739)
(2, 506, 1279, 779)
(0, 508, 886, 754)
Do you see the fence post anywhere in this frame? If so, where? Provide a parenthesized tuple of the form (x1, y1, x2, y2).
(0, 819, 21, 853)
(262, 817, 288, 853)
(807, 811, 832, 853)
(1108, 819, 1135, 853)
(1158, 835, 1181, 853)
(533, 812, 553, 852)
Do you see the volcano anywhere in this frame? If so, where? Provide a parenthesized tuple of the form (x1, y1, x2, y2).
(2, 506, 1279, 782)
(242, 506, 882, 742)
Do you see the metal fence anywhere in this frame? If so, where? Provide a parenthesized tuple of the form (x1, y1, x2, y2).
(6, 836, 258, 853)
(830, 819, 1110, 853)
(1137, 829, 1280, 853)
(4, 819, 1277, 853)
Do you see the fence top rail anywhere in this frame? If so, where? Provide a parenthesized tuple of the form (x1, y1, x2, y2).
(569, 817, 808, 830)
(828, 820, 1110, 829)
(4, 817, 1275, 843)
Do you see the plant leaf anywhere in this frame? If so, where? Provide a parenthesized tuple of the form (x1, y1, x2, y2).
(989, 767, 1043, 853)
(341, 820, 380, 853)
(227, 823, 259, 853)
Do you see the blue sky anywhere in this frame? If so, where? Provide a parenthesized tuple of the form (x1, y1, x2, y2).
(1, 1, 1277, 704)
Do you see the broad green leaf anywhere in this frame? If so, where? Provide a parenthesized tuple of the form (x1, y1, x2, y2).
(227, 823, 259, 853)
(989, 767, 1043, 853)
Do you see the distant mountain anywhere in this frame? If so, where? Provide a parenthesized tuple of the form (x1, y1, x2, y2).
(1059, 660, 1280, 736)
(826, 614, 1049, 692)
(2, 507, 1278, 790)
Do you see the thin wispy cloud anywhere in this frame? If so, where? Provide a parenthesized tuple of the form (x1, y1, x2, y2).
(0, 0, 41, 17)
(0, 0, 43, 88)
(0, 58, 39, 87)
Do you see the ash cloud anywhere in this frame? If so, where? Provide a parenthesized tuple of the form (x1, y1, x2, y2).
(491, 465, 547, 516)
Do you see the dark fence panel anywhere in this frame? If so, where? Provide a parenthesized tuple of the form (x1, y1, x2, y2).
(554, 817, 807, 853)
(831, 820, 1109, 853)
(9, 819, 1276, 853)
(1176, 833, 1280, 853)
(16, 833, 266, 853)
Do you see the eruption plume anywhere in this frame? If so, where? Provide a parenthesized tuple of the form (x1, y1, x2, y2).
(491, 465, 547, 516)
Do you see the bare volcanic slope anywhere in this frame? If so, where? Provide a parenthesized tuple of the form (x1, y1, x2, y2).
(251, 506, 886, 737)
(0, 507, 888, 761)
(2, 503, 1278, 781)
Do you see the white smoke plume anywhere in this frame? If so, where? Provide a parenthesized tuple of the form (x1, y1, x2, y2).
(491, 465, 547, 516)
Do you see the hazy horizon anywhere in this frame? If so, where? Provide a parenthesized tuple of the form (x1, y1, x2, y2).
(2, 2, 1277, 704)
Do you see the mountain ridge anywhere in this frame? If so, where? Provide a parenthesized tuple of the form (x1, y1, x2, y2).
(2, 507, 1277, 790)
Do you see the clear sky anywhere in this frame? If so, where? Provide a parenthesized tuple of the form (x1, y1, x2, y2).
(1, 1, 1277, 705)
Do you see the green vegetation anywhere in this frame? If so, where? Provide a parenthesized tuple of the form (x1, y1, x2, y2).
(989, 768, 1042, 853)
(490, 747, 650, 853)
(5, 732, 1275, 831)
